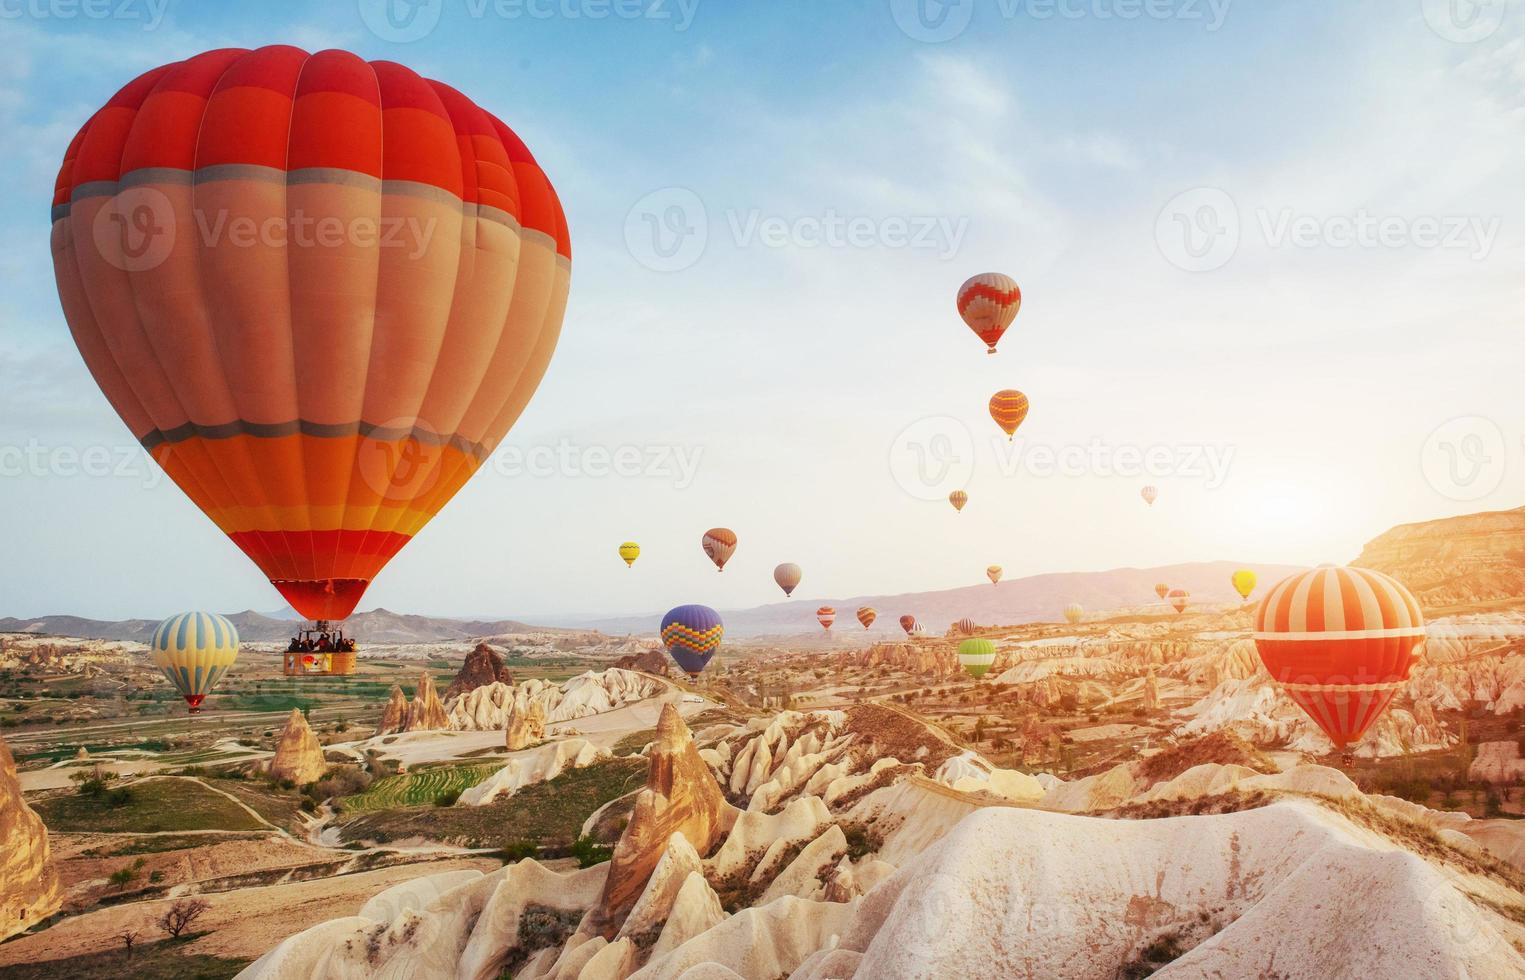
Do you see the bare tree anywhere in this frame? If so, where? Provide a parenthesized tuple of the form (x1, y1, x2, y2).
(117, 927, 142, 959)
(157, 898, 211, 940)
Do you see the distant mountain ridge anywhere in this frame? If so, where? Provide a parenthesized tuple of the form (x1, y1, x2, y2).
(0, 608, 549, 645)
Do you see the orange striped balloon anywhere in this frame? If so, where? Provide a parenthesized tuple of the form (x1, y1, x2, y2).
(949, 490, 968, 513)
(50, 48, 570, 622)
(816, 606, 836, 631)
(986, 565, 1002, 585)
(856, 606, 877, 629)
(701, 528, 737, 571)
(1253, 566, 1426, 749)
(988, 390, 1029, 440)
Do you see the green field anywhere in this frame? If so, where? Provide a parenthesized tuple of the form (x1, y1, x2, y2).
(341, 763, 504, 812)
(32, 777, 267, 834)
(0, 936, 248, 980)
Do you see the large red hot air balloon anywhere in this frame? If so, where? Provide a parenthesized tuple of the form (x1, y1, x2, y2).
(957, 273, 1021, 354)
(1254, 566, 1426, 751)
(51, 47, 570, 622)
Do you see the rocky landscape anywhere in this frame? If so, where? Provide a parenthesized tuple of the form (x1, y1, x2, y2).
(0, 735, 61, 941)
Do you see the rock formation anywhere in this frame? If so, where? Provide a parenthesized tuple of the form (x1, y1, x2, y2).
(443, 668, 667, 731)
(460, 739, 608, 806)
(1470, 741, 1525, 784)
(585, 703, 735, 937)
(405, 671, 450, 732)
(0, 736, 61, 940)
(444, 643, 515, 699)
(375, 684, 408, 736)
(268, 709, 327, 785)
(505, 699, 547, 750)
(1354, 504, 1525, 608)
(1142, 669, 1159, 712)
(613, 647, 671, 676)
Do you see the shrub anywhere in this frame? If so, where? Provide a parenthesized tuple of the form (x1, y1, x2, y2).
(569, 835, 613, 868)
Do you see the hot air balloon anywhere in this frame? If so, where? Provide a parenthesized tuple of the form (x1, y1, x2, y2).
(988, 390, 1029, 441)
(1064, 603, 1084, 625)
(958, 638, 996, 678)
(949, 490, 968, 513)
(619, 542, 641, 568)
(957, 273, 1021, 354)
(1253, 566, 1425, 753)
(899, 614, 917, 635)
(856, 606, 877, 629)
(660, 604, 723, 679)
(986, 565, 1003, 586)
(52, 48, 571, 623)
(702, 528, 737, 571)
(149, 612, 239, 713)
(956, 617, 977, 635)
(1154, 583, 1170, 600)
(1141, 486, 1159, 507)
(817, 606, 836, 631)
(1168, 589, 1190, 614)
(774, 563, 802, 597)
(1232, 569, 1257, 601)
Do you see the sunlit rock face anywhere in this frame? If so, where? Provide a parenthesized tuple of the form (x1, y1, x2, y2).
(405, 672, 450, 732)
(268, 708, 327, 785)
(375, 684, 408, 737)
(445, 643, 515, 700)
(1354, 505, 1525, 607)
(0, 736, 61, 940)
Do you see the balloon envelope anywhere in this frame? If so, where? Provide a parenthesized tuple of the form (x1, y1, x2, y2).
(1064, 603, 1084, 625)
(988, 390, 1029, 440)
(150, 611, 239, 712)
(949, 490, 968, 512)
(1253, 566, 1425, 749)
(956, 617, 977, 635)
(1232, 569, 1257, 600)
(958, 638, 996, 678)
(619, 542, 641, 567)
(1141, 486, 1159, 506)
(957, 273, 1021, 354)
(660, 604, 723, 677)
(774, 563, 802, 597)
(702, 528, 737, 571)
(899, 614, 917, 635)
(1168, 589, 1190, 614)
(986, 565, 1003, 585)
(52, 48, 571, 621)
(1154, 583, 1169, 599)
(856, 606, 877, 629)
(817, 606, 836, 631)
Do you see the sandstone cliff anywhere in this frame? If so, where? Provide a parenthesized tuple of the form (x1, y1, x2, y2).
(375, 684, 408, 737)
(0, 736, 61, 940)
(406, 672, 450, 732)
(445, 643, 515, 700)
(268, 709, 327, 785)
(1354, 504, 1525, 608)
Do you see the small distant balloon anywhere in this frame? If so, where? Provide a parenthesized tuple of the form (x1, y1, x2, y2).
(619, 542, 641, 568)
(1168, 589, 1190, 614)
(949, 490, 968, 513)
(986, 565, 1003, 585)
(957, 273, 1022, 354)
(1154, 583, 1169, 600)
(774, 563, 802, 597)
(149, 612, 239, 714)
(958, 638, 997, 678)
(702, 528, 737, 571)
(1232, 569, 1257, 601)
(1141, 486, 1159, 507)
(856, 606, 877, 629)
(899, 614, 918, 635)
(1064, 603, 1084, 625)
(988, 390, 1030, 441)
(660, 604, 724, 679)
(817, 606, 836, 631)
(956, 617, 977, 635)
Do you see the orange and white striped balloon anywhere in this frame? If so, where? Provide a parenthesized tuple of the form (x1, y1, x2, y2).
(856, 606, 877, 629)
(957, 273, 1021, 354)
(701, 527, 737, 571)
(1253, 566, 1426, 750)
(949, 490, 968, 513)
(817, 606, 836, 631)
(988, 390, 1029, 440)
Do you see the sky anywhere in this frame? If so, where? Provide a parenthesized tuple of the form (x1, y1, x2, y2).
(1, 0, 1523, 622)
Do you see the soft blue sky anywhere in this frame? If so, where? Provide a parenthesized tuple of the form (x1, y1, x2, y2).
(1, 1, 1522, 621)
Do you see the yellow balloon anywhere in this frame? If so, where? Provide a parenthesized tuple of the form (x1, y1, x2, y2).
(150, 612, 239, 714)
(619, 542, 641, 567)
(1232, 569, 1257, 600)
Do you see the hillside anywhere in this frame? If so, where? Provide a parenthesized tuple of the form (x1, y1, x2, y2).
(1354, 505, 1525, 609)
(0, 609, 550, 644)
